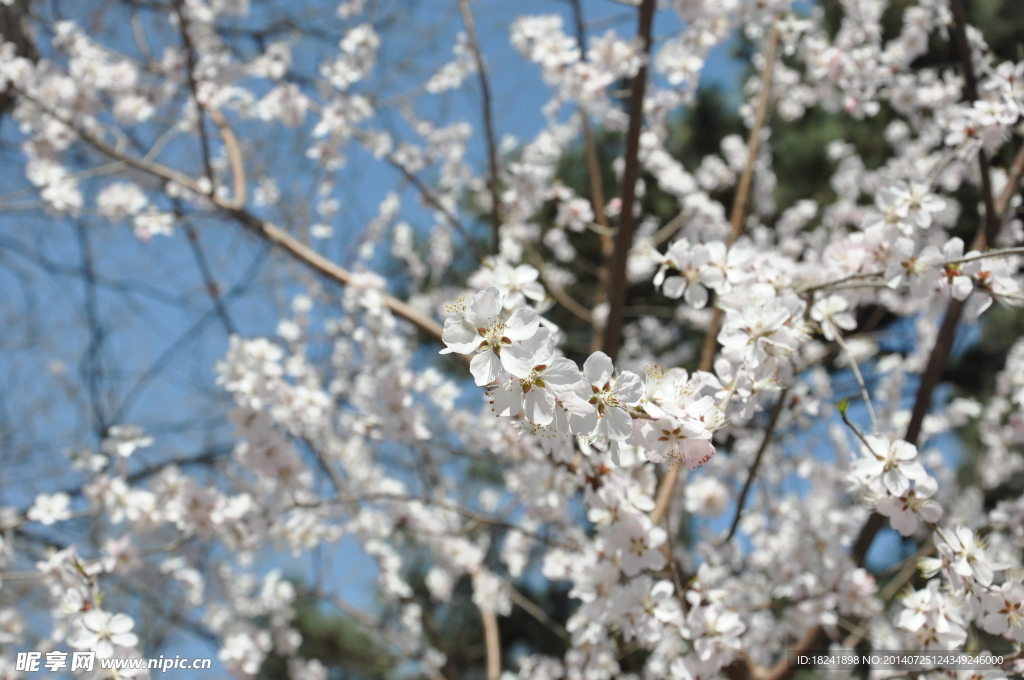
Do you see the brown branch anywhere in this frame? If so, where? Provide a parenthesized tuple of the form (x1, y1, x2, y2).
(569, 0, 616, 351)
(457, 0, 503, 253)
(480, 605, 501, 680)
(227, 207, 452, 342)
(26, 93, 454, 346)
(542, 271, 594, 322)
(174, 0, 215, 188)
(207, 107, 247, 209)
(600, 0, 657, 361)
(649, 23, 780, 526)
(724, 387, 787, 542)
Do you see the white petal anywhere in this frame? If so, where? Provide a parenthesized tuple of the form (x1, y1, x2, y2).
(542, 357, 583, 387)
(583, 351, 614, 386)
(613, 371, 644, 406)
(470, 351, 502, 386)
(466, 288, 501, 326)
(441, 316, 480, 353)
(501, 343, 539, 379)
(684, 283, 708, 309)
(491, 381, 524, 417)
(663, 276, 686, 299)
(602, 406, 633, 441)
(523, 387, 556, 426)
(570, 409, 599, 436)
(504, 307, 540, 341)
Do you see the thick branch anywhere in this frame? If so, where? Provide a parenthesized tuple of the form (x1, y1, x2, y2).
(480, 605, 501, 680)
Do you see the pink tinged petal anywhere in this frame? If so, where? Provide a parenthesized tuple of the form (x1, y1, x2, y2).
(602, 406, 634, 441)
(682, 439, 715, 470)
(504, 307, 540, 341)
(470, 351, 502, 386)
(523, 387, 556, 426)
(583, 351, 614, 385)
(876, 496, 898, 518)
(891, 511, 918, 536)
(613, 371, 644, 406)
(684, 283, 708, 309)
(663, 276, 686, 299)
(542, 357, 584, 387)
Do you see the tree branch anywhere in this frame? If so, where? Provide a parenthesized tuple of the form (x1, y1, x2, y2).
(569, 0, 616, 351)
(480, 605, 501, 680)
(20, 93, 454, 346)
(724, 387, 787, 542)
(600, 0, 656, 361)
(457, 0, 503, 252)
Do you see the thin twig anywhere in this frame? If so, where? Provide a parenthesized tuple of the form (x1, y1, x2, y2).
(506, 584, 570, 642)
(183, 221, 237, 335)
(457, 0, 503, 252)
(569, 0, 616, 351)
(724, 388, 787, 542)
(173, 0, 214, 189)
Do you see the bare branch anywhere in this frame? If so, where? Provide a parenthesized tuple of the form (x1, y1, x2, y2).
(600, 0, 657, 361)
(457, 0, 503, 252)
(724, 387, 787, 542)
